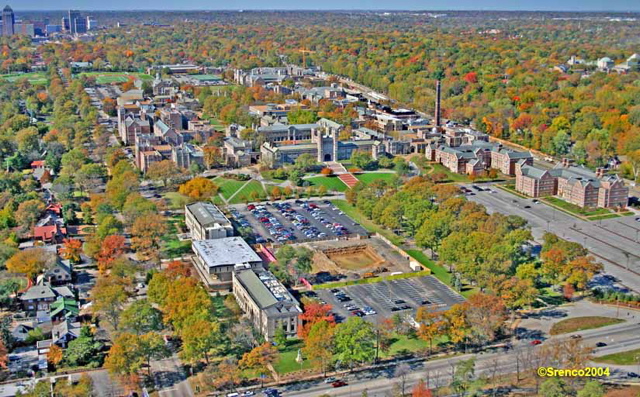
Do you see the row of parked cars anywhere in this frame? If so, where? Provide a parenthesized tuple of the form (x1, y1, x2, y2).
(330, 289, 377, 317)
(247, 204, 297, 243)
(272, 202, 328, 240)
(300, 202, 351, 236)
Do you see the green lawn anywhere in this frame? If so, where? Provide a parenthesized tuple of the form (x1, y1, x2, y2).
(593, 348, 640, 365)
(550, 316, 624, 335)
(76, 71, 153, 84)
(273, 341, 314, 374)
(307, 176, 348, 192)
(588, 213, 620, 221)
(0, 72, 48, 85)
(542, 197, 611, 217)
(216, 178, 250, 200)
(190, 74, 222, 81)
(429, 163, 472, 183)
(406, 250, 451, 284)
(406, 250, 476, 298)
(229, 180, 265, 204)
(163, 192, 190, 210)
(331, 200, 403, 245)
(355, 172, 397, 184)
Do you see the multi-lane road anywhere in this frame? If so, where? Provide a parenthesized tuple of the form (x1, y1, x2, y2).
(465, 185, 640, 292)
(281, 321, 640, 397)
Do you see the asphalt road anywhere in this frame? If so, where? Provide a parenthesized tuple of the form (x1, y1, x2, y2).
(465, 185, 640, 292)
(282, 321, 640, 397)
(151, 350, 194, 397)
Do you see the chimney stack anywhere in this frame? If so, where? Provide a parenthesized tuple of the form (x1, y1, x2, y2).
(435, 80, 442, 128)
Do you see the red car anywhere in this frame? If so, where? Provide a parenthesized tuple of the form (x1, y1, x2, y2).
(332, 380, 348, 388)
(530, 339, 542, 346)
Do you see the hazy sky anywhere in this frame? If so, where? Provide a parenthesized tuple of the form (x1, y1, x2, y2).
(10, 0, 640, 11)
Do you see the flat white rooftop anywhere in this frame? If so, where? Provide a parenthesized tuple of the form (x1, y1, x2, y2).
(192, 237, 262, 267)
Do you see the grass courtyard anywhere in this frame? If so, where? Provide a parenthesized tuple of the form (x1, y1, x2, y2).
(229, 180, 266, 204)
(215, 178, 250, 200)
(307, 176, 348, 192)
(549, 316, 624, 335)
(355, 172, 397, 184)
(76, 71, 153, 84)
(542, 197, 612, 217)
(0, 72, 48, 85)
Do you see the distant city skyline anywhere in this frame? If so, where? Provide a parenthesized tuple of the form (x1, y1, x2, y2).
(7, 0, 640, 12)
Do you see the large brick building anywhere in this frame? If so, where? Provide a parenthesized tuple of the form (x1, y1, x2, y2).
(515, 160, 628, 209)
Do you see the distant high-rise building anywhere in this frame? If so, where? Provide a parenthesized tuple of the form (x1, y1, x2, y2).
(68, 10, 80, 33)
(2, 5, 15, 36)
(86, 16, 97, 30)
(61, 17, 69, 32)
(46, 24, 62, 34)
(435, 80, 442, 127)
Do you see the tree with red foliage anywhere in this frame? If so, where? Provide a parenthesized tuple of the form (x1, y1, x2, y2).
(298, 302, 335, 339)
(412, 380, 432, 397)
(463, 72, 478, 84)
(96, 235, 126, 274)
(165, 261, 192, 279)
(563, 283, 575, 301)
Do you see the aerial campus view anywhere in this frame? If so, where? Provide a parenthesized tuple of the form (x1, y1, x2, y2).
(0, 0, 640, 396)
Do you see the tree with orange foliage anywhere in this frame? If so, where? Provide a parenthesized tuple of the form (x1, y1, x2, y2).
(298, 302, 335, 339)
(60, 238, 83, 264)
(416, 306, 445, 354)
(0, 340, 7, 369)
(464, 293, 506, 344)
(165, 261, 192, 278)
(239, 343, 278, 379)
(412, 380, 432, 397)
(47, 344, 64, 367)
(6, 248, 50, 280)
(96, 235, 126, 274)
(131, 213, 167, 261)
(178, 177, 219, 200)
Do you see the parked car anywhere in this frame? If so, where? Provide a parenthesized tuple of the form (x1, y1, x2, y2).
(323, 377, 337, 384)
(530, 339, 542, 345)
(595, 342, 607, 347)
(332, 380, 348, 388)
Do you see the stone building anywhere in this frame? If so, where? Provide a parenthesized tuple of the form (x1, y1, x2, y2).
(232, 267, 302, 340)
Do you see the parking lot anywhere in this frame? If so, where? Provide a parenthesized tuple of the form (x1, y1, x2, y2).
(229, 200, 368, 244)
(314, 275, 465, 323)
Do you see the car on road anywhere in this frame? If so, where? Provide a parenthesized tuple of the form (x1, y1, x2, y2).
(323, 377, 337, 384)
(570, 334, 582, 339)
(628, 372, 639, 378)
(241, 392, 255, 396)
(264, 388, 280, 396)
(595, 342, 607, 347)
(332, 380, 348, 388)
(635, 217, 640, 222)
(524, 205, 531, 209)
(530, 339, 542, 345)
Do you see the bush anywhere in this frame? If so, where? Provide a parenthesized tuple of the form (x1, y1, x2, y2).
(348, 167, 362, 173)
(320, 167, 334, 176)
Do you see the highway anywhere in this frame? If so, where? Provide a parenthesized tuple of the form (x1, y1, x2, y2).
(280, 322, 640, 397)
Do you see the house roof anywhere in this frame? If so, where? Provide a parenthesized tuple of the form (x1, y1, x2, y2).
(52, 320, 81, 344)
(20, 285, 56, 301)
(50, 297, 79, 319)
